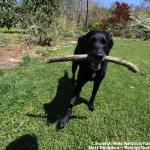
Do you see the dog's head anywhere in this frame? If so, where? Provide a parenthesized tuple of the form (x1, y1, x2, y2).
(78, 30, 113, 70)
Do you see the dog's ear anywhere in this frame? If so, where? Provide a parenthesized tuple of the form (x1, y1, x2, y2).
(108, 37, 113, 49)
(78, 31, 94, 47)
(107, 32, 114, 50)
(77, 35, 87, 47)
(105, 32, 113, 55)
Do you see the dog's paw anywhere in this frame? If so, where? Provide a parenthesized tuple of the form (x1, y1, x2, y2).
(88, 102, 95, 112)
(58, 110, 71, 128)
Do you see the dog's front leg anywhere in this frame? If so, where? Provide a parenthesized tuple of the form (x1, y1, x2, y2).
(88, 80, 101, 111)
(88, 74, 106, 112)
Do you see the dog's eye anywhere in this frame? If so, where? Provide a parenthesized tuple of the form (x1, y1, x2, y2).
(101, 39, 107, 45)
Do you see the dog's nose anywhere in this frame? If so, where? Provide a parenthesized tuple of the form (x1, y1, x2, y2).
(95, 53, 103, 60)
(97, 53, 103, 57)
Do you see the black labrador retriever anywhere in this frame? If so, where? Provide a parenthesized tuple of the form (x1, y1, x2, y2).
(59, 30, 113, 128)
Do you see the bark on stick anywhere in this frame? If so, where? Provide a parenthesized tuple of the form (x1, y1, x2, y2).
(47, 54, 140, 73)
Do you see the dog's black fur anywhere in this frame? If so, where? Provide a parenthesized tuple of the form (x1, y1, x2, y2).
(59, 30, 113, 128)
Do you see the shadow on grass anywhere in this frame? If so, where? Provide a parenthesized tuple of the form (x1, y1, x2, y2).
(5, 134, 38, 150)
(27, 71, 88, 129)
(44, 71, 88, 128)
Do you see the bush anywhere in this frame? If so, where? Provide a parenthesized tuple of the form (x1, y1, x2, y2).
(89, 21, 100, 30)
(145, 31, 150, 39)
(20, 54, 32, 66)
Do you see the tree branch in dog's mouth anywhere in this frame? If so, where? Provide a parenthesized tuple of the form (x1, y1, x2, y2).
(46, 54, 140, 73)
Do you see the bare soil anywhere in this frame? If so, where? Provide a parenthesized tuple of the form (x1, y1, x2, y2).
(0, 45, 36, 69)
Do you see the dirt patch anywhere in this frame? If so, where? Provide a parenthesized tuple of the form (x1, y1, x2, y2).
(0, 40, 77, 69)
(0, 45, 36, 69)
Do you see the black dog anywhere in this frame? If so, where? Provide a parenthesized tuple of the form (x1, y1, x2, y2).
(59, 30, 113, 128)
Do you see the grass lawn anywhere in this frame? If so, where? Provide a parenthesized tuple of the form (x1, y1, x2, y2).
(0, 36, 150, 149)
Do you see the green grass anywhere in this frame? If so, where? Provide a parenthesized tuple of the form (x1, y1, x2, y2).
(0, 38, 150, 149)
(0, 28, 26, 48)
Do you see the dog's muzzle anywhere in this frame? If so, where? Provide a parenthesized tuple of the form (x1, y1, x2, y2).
(89, 52, 105, 70)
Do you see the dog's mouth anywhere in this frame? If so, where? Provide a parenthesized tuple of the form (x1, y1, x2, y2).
(89, 52, 105, 70)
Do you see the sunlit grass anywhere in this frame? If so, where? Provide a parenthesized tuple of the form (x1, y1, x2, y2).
(0, 37, 150, 149)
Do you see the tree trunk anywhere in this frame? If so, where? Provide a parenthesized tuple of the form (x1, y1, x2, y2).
(85, 0, 89, 29)
(77, 0, 82, 27)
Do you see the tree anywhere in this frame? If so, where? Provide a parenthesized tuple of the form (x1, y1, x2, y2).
(17, 0, 61, 45)
(144, 0, 150, 4)
(99, 2, 132, 36)
(130, 1, 150, 39)
(85, 0, 89, 29)
(0, 0, 18, 29)
(76, 0, 83, 27)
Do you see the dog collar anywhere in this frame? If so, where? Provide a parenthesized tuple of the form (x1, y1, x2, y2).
(92, 71, 96, 79)
(90, 63, 102, 70)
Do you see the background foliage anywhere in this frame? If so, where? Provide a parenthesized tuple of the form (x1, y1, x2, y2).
(1, 0, 150, 43)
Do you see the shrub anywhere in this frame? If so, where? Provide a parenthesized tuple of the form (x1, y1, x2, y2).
(99, 2, 132, 37)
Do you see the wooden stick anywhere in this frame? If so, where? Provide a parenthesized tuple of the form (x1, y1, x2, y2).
(47, 54, 140, 73)
(47, 54, 88, 62)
